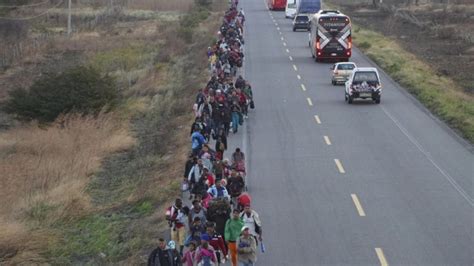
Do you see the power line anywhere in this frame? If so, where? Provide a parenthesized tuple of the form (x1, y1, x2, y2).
(0, 1, 50, 8)
(0, 0, 64, 20)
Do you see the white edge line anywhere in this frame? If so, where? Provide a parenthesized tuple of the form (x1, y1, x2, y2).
(381, 106, 474, 206)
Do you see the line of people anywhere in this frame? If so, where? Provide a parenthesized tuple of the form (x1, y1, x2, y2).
(148, 1, 264, 266)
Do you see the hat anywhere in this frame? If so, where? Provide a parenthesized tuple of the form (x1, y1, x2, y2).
(241, 226, 249, 232)
(201, 233, 210, 241)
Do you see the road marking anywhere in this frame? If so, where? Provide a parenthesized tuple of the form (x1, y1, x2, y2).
(281, 37, 284, 41)
(324, 136, 332, 145)
(375, 248, 388, 266)
(351, 194, 366, 216)
(289, 56, 293, 61)
(292, 64, 298, 71)
(297, 74, 301, 80)
(334, 159, 345, 173)
(314, 115, 321, 124)
(285, 48, 289, 53)
(279, 31, 282, 35)
(301, 84, 306, 91)
(283, 42, 287, 46)
(277, 27, 280, 30)
(307, 97, 313, 106)
(381, 106, 474, 207)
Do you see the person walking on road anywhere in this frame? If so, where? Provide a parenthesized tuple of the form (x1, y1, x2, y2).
(230, 101, 242, 133)
(195, 233, 217, 266)
(188, 159, 204, 200)
(166, 199, 187, 255)
(181, 241, 197, 266)
(237, 226, 257, 266)
(189, 200, 207, 226)
(191, 127, 207, 156)
(206, 222, 228, 265)
(225, 209, 244, 266)
(148, 238, 175, 266)
(240, 205, 262, 244)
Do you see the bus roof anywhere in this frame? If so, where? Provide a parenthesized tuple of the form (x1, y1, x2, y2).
(312, 9, 349, 19)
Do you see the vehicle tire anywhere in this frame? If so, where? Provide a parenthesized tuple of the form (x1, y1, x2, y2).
(292, 27, 296, 32)
(347, 95, 353, 104)
(375, 97, 381, 104)
(332, 80, 336, 86)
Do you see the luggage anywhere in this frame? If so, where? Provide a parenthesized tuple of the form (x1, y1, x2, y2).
(249, 100, 255, 109)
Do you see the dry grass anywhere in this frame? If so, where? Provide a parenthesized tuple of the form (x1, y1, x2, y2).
(0, 113, 135, 260)
(128, 0, 193, 11)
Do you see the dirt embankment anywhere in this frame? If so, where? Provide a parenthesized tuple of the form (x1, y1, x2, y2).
(333, 2, 474, 93)
(0, 0, 227, 264)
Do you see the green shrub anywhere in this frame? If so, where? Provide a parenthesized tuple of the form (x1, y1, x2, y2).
(4, 66, 118, 122)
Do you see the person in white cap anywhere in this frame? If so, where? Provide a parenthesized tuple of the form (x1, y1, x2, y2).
(237, 226, 257, 266)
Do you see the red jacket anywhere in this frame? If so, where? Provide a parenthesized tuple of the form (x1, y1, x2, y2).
(209, 233, 227, 256)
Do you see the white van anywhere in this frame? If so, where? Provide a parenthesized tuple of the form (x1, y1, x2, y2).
(285, 0, 298, 19)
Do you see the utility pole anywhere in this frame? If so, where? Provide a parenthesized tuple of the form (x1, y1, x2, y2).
(67, 0, 72, 37)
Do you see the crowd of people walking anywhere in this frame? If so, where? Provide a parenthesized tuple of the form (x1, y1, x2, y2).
(148, 1, 264, 266)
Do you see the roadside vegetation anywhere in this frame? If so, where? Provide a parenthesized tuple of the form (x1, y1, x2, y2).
(0, 0, 226, 264)
(353, 26, 473, 142)
(326, 0, 474, 143)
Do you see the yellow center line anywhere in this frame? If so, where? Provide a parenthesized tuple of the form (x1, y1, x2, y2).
(289, 56, 293, 61)
(301, 84, 306, 91)
(314, 115, 321, 124)
(375, 248, 389, 266)
(293, 64, 298, 71)
(351, 194, 366, 216)
(285, 48, 289, 52)
(334, 159, 346, 173)
(324, 136, 332, 145)
(307, 97, 313, 106)
(297, 74, 301, 80)
(283, 42, 287, 46)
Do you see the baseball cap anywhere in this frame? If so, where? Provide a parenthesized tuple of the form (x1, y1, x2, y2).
(201, 233, 210, 241)
(241, 226, 249, 232)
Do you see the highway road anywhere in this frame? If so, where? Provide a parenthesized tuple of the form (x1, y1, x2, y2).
(224, 0, 474, 265)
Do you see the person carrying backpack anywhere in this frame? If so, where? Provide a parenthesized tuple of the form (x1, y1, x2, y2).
(195, 234, 217, 266)
(237, 226, 257, 266)
(240, 205, 262, 245)
(166, 199, 187, 255)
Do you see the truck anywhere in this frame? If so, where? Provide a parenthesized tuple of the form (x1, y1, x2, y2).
(296, 0, 321, 15)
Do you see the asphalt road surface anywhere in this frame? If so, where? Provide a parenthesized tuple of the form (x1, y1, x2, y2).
(224, 0, 473, 265)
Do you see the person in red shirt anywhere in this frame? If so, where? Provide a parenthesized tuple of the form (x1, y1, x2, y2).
(206, 222, 228, 265)
(202, 167, 215, 187)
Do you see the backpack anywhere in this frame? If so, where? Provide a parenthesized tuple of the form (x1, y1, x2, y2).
(201, 255, 212, 266)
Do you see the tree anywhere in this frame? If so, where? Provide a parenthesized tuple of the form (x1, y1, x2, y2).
(4, 66, 119, 122)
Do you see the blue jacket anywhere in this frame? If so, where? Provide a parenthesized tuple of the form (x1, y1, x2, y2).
(191, 131, 206, 150)
(207, 185, 230, 200)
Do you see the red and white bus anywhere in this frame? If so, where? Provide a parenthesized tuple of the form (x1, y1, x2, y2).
(267, 0, 287, 10)
(309, 10, 352, 62)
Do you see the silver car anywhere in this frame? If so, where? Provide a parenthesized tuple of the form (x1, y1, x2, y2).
(331, 62, 356, 85)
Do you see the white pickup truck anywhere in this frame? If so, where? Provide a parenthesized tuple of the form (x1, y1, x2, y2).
(345, 67, 382, 104)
